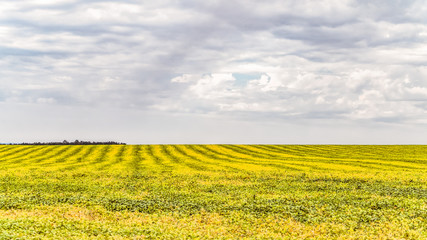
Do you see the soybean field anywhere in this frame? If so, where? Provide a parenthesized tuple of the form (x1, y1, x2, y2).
(0, 145, 426, 239)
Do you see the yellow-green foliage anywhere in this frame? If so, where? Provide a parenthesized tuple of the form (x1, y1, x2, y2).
(0, 145, 426, 239)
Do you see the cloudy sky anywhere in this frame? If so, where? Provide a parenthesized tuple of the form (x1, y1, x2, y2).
(1, 0, 427, 144)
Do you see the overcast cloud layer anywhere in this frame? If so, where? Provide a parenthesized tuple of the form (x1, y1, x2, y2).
(1, 0, 427, 143)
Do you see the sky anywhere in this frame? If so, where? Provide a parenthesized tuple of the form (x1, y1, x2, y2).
(1, 0, 427, 144)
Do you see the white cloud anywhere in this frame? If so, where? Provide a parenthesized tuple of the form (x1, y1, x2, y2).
(36, 97, 56, 104)
(189, 73, 238, 99)
(171, 74, 199, 83)
(2, 0, 427, 143)
(169, 62, 427, 123)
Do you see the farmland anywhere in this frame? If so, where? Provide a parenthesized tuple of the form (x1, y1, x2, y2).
(0, 145, 426, 239)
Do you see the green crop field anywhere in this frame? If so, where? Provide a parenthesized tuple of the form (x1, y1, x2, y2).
(0, 145, 426, 239)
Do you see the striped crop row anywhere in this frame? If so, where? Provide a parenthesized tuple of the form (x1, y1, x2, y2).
(1, 145, 426, 175)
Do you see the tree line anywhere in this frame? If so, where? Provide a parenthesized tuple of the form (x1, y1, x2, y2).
(2, 140, 126, 145)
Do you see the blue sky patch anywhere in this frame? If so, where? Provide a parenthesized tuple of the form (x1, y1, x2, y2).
(232, 73, 263, 87)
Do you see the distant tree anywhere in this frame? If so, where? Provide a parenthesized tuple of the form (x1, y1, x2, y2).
(5, 140, 126, 145)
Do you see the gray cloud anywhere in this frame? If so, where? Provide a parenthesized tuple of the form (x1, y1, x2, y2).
(1, 0, 427, 143)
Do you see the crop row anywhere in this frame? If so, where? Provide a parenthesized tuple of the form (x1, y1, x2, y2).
(0, 145, 427, 171)
(0, 145, 426, 239)
(1, 145, 427, 174)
